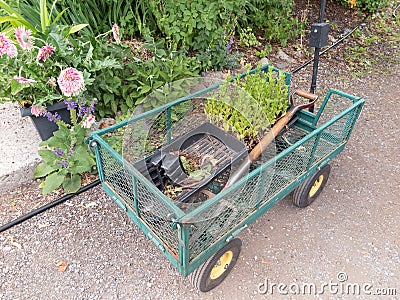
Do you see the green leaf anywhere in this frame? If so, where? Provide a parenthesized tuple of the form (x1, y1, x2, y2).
(42, 172, 64, 194)
(10, 80, 31, 95)
(52, 125, 70, 141)
(38, 149, 58, 164)
(40, 0, 49, 32)
(0, 16, 23, 24)
(103, 93, 114, 105)
(63, 174, 81, 194)
(34, 162, 56, 178)
(52, 7, 68, 25)
(67, 24, 89, 36)
(139, 85, 151, 95)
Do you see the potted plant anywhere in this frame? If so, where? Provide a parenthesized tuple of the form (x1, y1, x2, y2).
(0, 24, 88, 139)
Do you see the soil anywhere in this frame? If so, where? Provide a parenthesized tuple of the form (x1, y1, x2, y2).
(1, 2, 399, 299)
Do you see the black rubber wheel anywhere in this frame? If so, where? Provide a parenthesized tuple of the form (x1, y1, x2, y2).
(189, 238, 242, 292)
(293, 164, 331, 208)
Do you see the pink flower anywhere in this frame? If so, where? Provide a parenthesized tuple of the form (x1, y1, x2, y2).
(57, 67, 85, 96)
(15, 27, 33, 50)
(82, 114, 95, 128)
(31, 106, 45, 117)
(37, 45, 55, 61)
(13, 76, 36, 83)
(112, 23, 120, 44)
(0, 33, 17, 58)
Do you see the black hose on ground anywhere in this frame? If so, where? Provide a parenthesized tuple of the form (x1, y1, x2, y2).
(0, 179, 101, 233)
(291, 14, 370, 74)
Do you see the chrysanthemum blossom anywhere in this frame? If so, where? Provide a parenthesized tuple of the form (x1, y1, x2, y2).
(15, 27, 33, 50)
(37, 45, 55, 61)
(13, 76, 36, 84)
(31, 106, 45, 117)
(112, 23, 120, 44)
(57, 67, 85, 96)
(0, 34, 17, 58)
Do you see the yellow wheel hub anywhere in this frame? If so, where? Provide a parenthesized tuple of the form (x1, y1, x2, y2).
(210, 250, 233, 280)
(309, 175, 324, 197)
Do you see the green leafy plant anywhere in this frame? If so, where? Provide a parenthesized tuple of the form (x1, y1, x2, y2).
(34, 98, 97, 194)
(146, 0, 245, 70)
(205, 65, 289, 141)
(241, 0, 304, 47)
(124, 38, 198, 112)
(343, 12, 400, 76)
(52, 0, 136, 37)
(238, 27, 261, 47)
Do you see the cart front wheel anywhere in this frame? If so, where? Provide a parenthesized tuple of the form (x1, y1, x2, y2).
(189, 238, 242, 292)
(293, 164, 331, 208)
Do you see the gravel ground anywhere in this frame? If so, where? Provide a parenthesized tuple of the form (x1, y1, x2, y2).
(1, 14, 399, 300)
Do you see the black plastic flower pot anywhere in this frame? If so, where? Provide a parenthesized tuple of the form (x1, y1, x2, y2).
(20, 102, 71, 141)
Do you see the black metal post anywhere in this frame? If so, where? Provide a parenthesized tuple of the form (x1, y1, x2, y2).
(309, 0, 327, 112)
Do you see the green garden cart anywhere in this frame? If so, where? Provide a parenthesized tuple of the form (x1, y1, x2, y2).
(87, 64, 364, 292)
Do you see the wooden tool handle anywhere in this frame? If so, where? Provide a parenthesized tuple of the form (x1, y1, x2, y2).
(295, 90, 319, 101)
(248, 112, 293, 162)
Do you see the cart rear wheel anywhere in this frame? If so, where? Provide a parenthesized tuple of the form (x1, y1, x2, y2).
(293, 164, 331, 208)
(189, 238, 242, 292)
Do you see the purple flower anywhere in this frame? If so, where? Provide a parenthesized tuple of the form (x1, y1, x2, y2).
(64, 99, 77, 110)
(69, 149, 75, 155)
(78, 103, 89, 118)
(90, 99, 97, 114)
(53, 112, 61, 121)
(61, 160, 69, 168)
(226, 38, 234, 53)
(53, 148, 64, 156)
(42, 111, 61, 123)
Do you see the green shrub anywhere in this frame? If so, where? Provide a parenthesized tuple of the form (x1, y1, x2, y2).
(145, 0, 246, 70)
(241, 0, 304, 47)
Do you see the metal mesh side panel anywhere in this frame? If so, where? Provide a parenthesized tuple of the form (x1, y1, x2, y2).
(136, 180, 179, 254)
(99, 147, 135, 208)
(188, 174, 262, 258)
(312, 108, 357, 164)
(99, 146, 179, 255)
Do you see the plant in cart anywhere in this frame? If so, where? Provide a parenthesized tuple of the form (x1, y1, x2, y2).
(33, 96, 98, 194)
